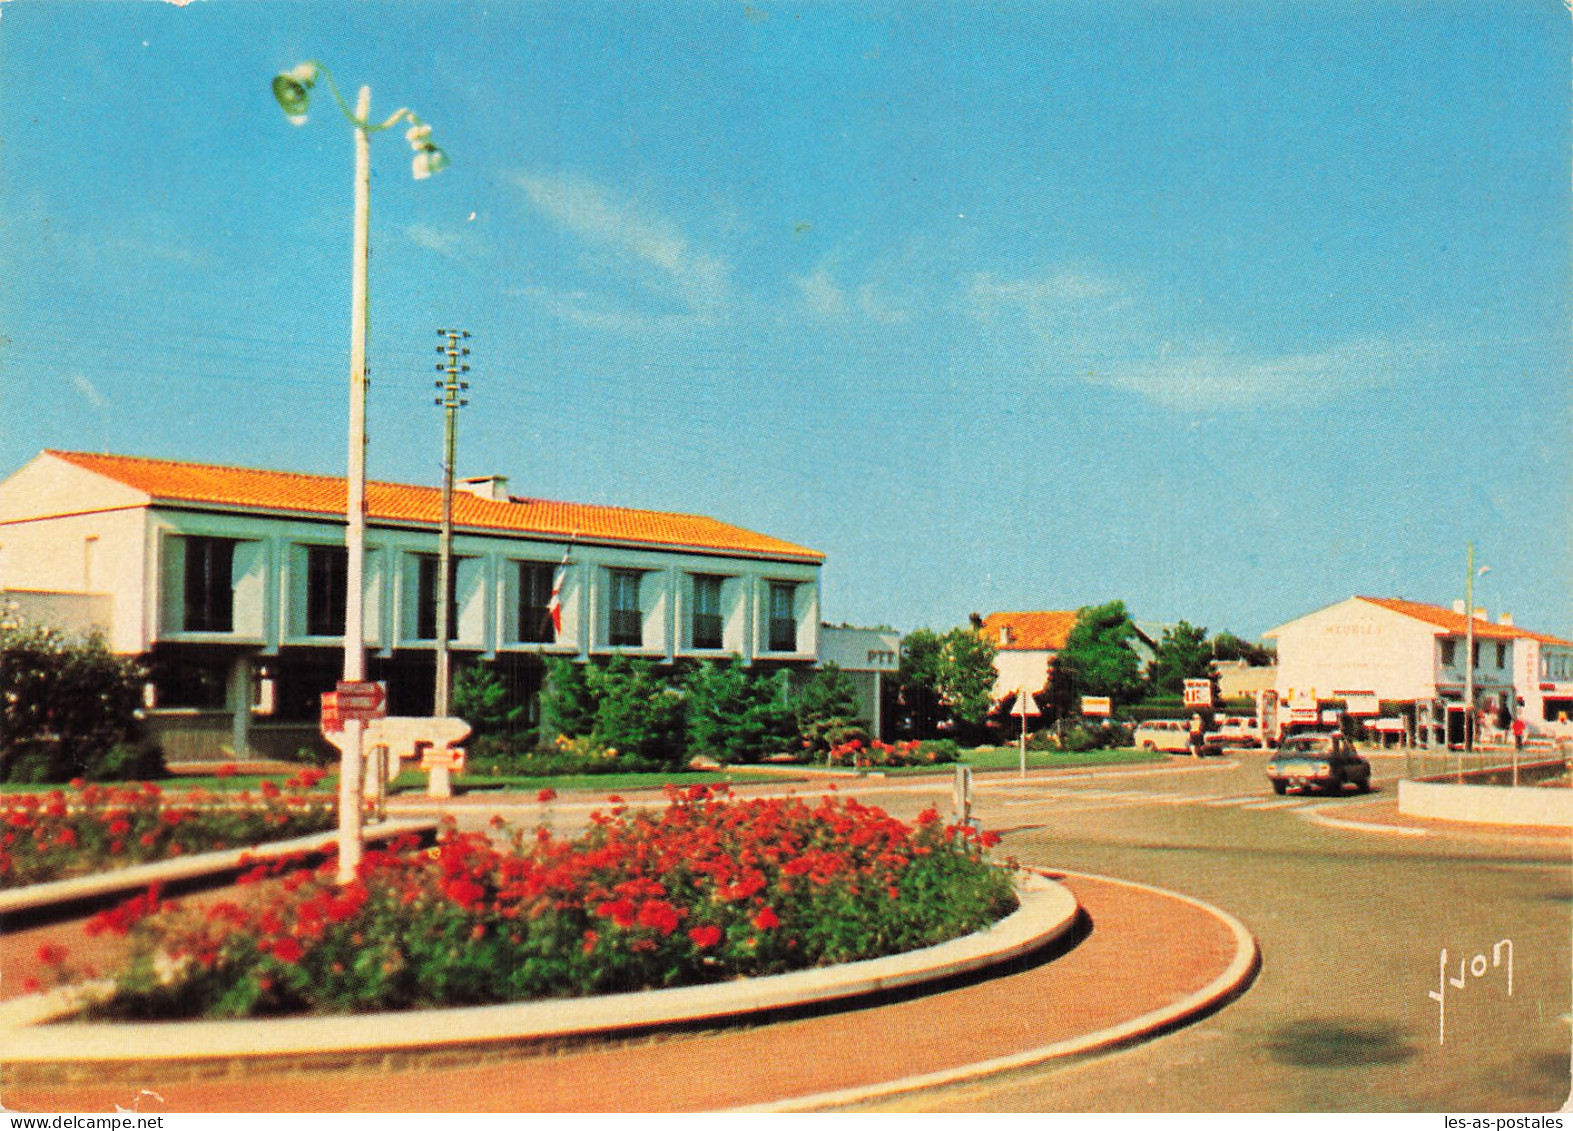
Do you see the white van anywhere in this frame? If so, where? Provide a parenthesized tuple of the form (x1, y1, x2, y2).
(1133, 719, 1192, 753)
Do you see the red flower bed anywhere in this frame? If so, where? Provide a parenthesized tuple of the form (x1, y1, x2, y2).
(0, 770, 335, 889)
(69, 785, 1016, 1019)
(826, 738, 957, 769)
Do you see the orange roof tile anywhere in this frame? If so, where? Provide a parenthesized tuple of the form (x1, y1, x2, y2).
(1357, 597, 1571, 646)
(981, 611, 1079, 651)
(44, 451, 823, 562)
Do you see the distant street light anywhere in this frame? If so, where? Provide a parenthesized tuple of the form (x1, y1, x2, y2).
(272, 61, 448, 883)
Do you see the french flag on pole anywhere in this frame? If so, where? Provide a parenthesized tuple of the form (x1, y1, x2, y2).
(546, 534, 575, 637)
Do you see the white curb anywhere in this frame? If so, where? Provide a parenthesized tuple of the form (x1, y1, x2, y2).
(0, 871, 1078, 1068)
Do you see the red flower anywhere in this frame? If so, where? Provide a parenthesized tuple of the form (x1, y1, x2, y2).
(582, 929, 599, 954)
(270, 937, 304, 964)
(752, 906, 780, 930)
(637, 899, 681, 936)
(215, 763, 238, 779)
(537, 788, 558, 803)
(36, 943, 69, 966)
(688, 924, 722, 948)
(443, 877, 486, 910)
(595, 898, 637, 928)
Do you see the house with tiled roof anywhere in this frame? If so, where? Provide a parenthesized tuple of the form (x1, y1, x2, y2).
(0, 450, 823, 760)
(979, 611, 1079, 708)
(1265, 596, 1573, 744)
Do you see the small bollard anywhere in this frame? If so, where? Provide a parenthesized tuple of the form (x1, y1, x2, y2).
(952, 764, 974, 826)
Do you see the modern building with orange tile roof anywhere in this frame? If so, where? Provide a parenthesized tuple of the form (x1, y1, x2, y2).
(0, 450, 825, 761)
(1265, 596, 1573, 745)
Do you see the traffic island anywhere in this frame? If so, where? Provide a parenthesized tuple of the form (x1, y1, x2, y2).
(0, 870, 1259, 1113)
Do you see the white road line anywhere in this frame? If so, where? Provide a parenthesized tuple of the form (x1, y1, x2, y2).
(1239, 799, 1308, 810)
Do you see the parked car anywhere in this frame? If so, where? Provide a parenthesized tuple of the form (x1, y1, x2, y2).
(1266, 733, 1371, 795)
(1134, 719, 1221, 756)
(1207, 715, 1266, 749)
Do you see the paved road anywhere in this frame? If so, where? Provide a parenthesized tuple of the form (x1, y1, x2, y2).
(836, 752, 1573, 1112)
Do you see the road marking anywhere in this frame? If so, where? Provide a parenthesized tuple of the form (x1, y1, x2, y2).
(1239, 799, 1307, 810)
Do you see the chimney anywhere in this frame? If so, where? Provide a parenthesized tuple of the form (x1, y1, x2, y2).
(458, 475, 509, 501)
(1499, 612, 1514, 626)
(1453, 600, 1466, 615)
(1000, 625, 1012, 646)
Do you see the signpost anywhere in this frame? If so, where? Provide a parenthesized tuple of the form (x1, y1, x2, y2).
(1183, 679, 1214, 709)
(1015, 687, 1037, 778)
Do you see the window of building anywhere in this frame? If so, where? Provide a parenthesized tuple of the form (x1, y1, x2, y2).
(1440, 640, 1456, 667)
(183, 536, 236, 632)
(1495, 643, 1507, 669)
(609, 569, 643, 647)
(416, 555, 458, 642)
(692, 574, 724, 649)
(767, 581, 797, 652)
(516, 561, 556, 644)
(305, 545, 348, 637)
(150, 652, 229, 709)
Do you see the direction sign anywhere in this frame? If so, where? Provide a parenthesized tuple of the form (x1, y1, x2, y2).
(1183, 679, 1214, 708)
(320, 691, 342, 734)
(1081, 695, 1112, 717)
(335, 680, 387, 721)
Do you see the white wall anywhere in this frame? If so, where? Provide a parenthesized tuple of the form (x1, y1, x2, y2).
(1271, 598, 1443, 704)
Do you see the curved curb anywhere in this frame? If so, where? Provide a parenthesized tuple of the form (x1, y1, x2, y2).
(1296, 803, 1429, 838)
(0, 819, 439, 918)
(0, 872, 1078, 1071)
(741, 867, 1260, 1113)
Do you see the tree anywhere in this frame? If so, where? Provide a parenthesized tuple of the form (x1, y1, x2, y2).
(794, 663, 867, 756)
(936, 626, 998, 736)
(539, 655, 597, 742)
(0, 616, 154, 782)
(451, 662, 524, 737)
(895, 625, 998, 741)
(585, 655, 687, 770)
(1145, 621, 1212, 698)
(1055, 601, 1143, 704)
(896, 628, 945, 738)
(1211, 632, 1275, 667)
(685, 658, 797, 764)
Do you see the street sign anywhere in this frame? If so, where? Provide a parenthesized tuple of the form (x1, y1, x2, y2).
(320, 691, 342, 734)
(335, 680, 387, 721)
(1081, 695, 1112, 717)
(1183, 679, 1214, 708)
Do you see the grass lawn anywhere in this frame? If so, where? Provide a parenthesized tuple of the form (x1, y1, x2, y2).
(0, 774, 304, 795)
(961, 746, 1169, 772)
(391, 768, 750, 797)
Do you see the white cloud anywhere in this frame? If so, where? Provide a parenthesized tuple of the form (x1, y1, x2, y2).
(1092, 340, 1398, 408)
(796, 268, 847, 317)
(71, 373, 107, 410)
(404, 223, 464, 259)
(794, 265, 907, 325)
(966, 267, 1405, 409)
(513, 171, 732, 320)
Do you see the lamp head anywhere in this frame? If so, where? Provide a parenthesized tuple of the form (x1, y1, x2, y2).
(412, 144, 450, 180)
(272, 62, 319, 124)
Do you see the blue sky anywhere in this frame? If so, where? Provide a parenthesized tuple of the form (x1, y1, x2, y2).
(1, 1, 1568, 640)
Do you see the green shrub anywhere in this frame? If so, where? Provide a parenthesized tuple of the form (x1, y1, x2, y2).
(451, 663, 524, 736)
(795, 664, 867, 758)
(0, 616, 152, 783)
(684, 658, 798, 764)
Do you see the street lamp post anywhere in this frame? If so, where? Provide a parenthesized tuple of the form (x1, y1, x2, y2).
(272, 62, 448, 883)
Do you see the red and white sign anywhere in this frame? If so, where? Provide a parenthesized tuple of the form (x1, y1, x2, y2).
(1081, 696, 1112, 717)
(320, 691, 342, 733)
(335, 680, 387, 721)
(1183, 679, 1214, 708)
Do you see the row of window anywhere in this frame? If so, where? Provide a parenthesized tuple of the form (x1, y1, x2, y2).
(1438, 639, 1508, 670)
(179, 537, 801, 652)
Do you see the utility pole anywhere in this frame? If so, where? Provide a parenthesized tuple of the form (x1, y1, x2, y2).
(1464, 540, 1476, 756)
(433, 328, 470, 718)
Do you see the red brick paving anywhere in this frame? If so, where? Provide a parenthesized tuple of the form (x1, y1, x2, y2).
(2, 874, 1244, 1113)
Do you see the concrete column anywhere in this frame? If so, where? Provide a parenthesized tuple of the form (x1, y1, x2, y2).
(228, 653, 252, 759)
